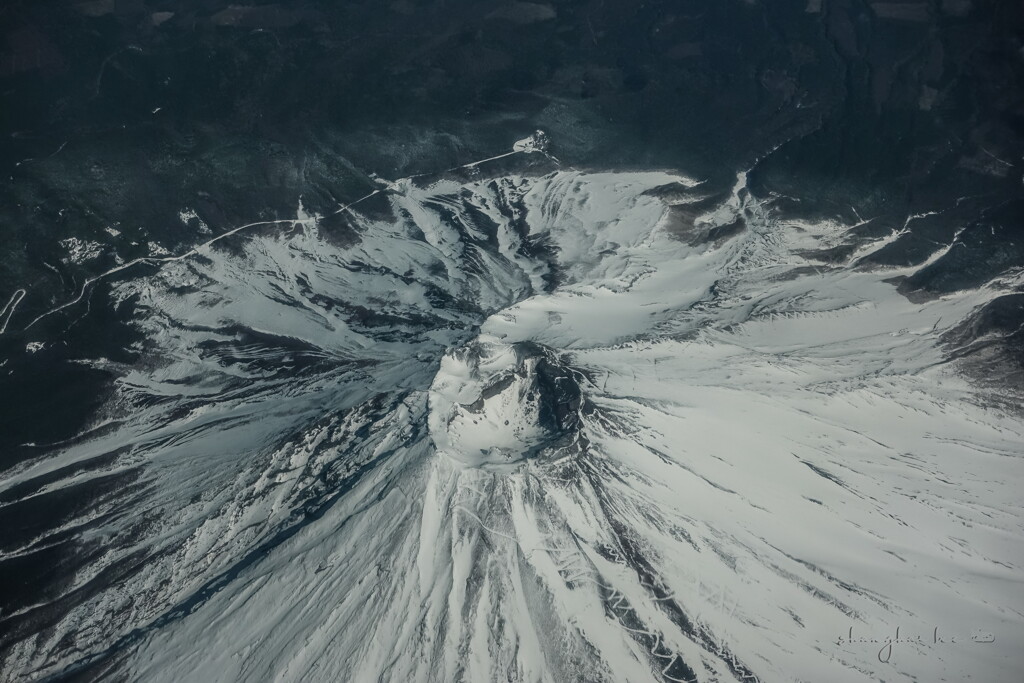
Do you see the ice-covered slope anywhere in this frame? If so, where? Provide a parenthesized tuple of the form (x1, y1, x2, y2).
(2, 165, 1022, 682)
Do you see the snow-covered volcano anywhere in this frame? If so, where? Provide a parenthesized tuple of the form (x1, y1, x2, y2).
(2, 159, 1022, 682)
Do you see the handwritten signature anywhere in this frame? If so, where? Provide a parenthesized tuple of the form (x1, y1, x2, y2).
(835, 626, 995, 663)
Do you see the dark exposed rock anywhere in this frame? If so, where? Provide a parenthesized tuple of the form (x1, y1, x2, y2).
(901, 200, 1024, 295)
(943, 293, 1024, 395)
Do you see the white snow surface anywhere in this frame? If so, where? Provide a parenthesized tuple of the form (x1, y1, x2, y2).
(2, 168, 1022, 683)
